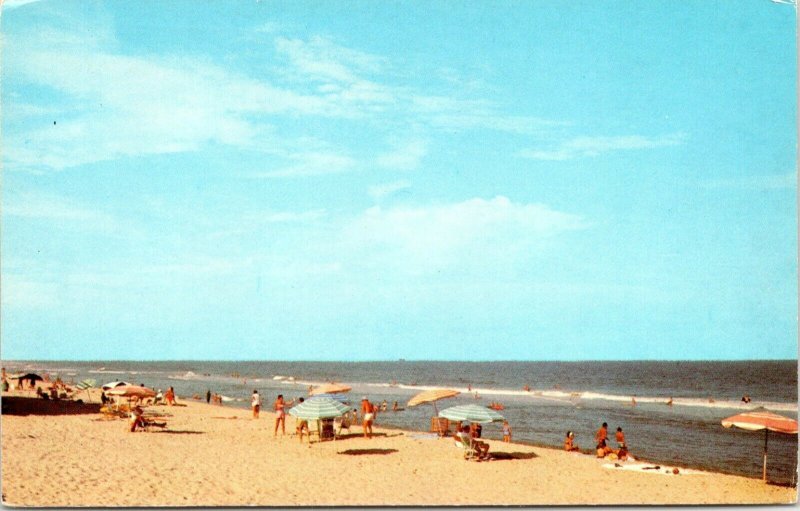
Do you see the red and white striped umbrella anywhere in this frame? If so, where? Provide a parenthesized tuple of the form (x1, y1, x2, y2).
(721, 407, 798, 481)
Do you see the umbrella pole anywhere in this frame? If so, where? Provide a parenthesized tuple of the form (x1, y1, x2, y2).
(433, 402, 442, 436)
(762, 429, 768, 482)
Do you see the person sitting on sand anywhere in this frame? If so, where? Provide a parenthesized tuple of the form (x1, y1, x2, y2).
(615, 427, 626, 448)
(564, 431, 579, 452)
(129, 405, 146, 432)
(466, 425, 490, 460)
(155, 389, 163, 404)
(502, 420, 512, 442)
(596, 439, 613, 458)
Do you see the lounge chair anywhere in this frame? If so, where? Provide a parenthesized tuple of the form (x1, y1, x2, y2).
(454, 434, 478, 460)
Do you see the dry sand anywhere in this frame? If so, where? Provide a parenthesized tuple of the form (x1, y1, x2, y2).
(1, 388, 796, 507)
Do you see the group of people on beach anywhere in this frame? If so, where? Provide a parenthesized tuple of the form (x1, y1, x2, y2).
(563, 422, 630, 461)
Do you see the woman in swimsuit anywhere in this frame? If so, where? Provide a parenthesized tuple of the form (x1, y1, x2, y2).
(274, 394, 289, 436)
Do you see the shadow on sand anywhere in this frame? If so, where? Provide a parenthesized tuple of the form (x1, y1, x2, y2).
(152, 430, 204, 435)
(1, 396, 102, 416)
(339, 448, 398, 456)
(489, 451, 538, 461)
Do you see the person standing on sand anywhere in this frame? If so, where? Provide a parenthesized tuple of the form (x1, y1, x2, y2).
(274, 394, 294, 436)
(361, 397, 374, 438)
(165, 387, 176, 406)
(206, 390, 211, 404)
(615, 427, 626, 448)
(595, 422, 608, 447)
(502, 420, 512, 442)
(295, 397, 309, 442)
(251, 390, 261, 418)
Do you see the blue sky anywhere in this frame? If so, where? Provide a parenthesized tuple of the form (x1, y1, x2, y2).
(1, 0, 796, 361)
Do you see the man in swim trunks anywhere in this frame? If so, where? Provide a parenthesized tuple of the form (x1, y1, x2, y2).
(595, 422, 608, 447)
(615, 426, 626, 448)
(361, 397, 374, 438)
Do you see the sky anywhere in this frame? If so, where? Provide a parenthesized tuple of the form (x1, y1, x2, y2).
(1, 0, 797, 361)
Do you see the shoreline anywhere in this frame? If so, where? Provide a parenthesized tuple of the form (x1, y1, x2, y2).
(1, 389, 796, 506)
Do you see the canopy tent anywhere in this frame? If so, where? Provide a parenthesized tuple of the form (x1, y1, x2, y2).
(721, 407, 798, 481)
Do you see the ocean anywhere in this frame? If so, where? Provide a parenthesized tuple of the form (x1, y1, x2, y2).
(3, 360, 797, 485)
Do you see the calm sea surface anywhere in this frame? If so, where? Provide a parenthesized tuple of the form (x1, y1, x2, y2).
(4, 360, 797, 484)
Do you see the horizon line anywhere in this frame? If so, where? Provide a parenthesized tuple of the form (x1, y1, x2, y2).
(1, 358, 796, 364)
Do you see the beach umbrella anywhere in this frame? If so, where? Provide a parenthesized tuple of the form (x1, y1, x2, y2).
(101, 381, 132, 391)
(309, 383, 352, 396)
(408, 388, 460, 411)
(721, 407, 798, 481)
(290, 397, 350, 450)
(105, 385, 156, 399)
(75, 378, 96, 402)
(408, 389, 460, 436)
(439, 404, 505, 424)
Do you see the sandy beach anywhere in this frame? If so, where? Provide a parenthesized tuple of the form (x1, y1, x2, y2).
(1, 389, 796, 507)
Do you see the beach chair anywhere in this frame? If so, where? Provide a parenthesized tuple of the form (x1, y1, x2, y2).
(454, 435, 478, 460)
(335, 415, 352, 436)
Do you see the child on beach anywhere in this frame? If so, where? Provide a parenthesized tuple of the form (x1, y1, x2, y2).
(564, 431, 579, 452)
(502, 420, 512, 442)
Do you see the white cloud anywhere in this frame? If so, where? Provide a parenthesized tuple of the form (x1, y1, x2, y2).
(376, 140, 428, 170)
(4, 31, 338, 170)
(252, 152, 356, 178)
(2, 0, 46, 10)
(519, 133, 686, 160)
(368, 180, 412, 200)
(344, 196, 587, 272)
(275, 36, 386, 84)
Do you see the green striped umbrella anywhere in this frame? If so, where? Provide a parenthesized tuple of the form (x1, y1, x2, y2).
(289, 397, 350, 450)
(438, 404, 504, 424)
(289, 397, 350, 420)
(75, 378, 96, 402)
